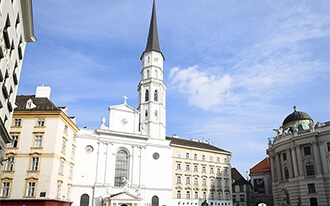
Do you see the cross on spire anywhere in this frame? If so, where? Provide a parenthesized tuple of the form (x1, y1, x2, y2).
(123, 95, 128, 104)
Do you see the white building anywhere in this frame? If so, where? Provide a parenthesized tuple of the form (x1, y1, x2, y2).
(71, 1, 172, 206)
(0, 0, 36, 175)
(267, 106, 330, 206)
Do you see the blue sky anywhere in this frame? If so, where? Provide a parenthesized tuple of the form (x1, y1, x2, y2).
(19, 0, 329, 175)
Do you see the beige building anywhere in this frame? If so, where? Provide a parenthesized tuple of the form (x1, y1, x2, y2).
(0, 86, 79, 206)
(0, 0, 36, 173)
(167, 136, 233, 205)
(267, 106, 330, 206)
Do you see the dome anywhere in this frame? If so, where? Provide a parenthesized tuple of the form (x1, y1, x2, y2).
(282, 106, 312, 127)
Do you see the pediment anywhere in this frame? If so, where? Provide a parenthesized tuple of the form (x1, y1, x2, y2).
(109, 191, 141, 200)
(109, 103, 139, 114)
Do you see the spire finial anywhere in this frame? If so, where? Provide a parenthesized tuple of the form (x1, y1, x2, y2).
(293, 105, 297, 111)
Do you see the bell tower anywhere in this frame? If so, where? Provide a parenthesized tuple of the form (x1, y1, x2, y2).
(138, 0, 166, 139)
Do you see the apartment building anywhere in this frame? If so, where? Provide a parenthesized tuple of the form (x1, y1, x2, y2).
(167, 136, 233, 206)
(0, 0, 35, 173)
(0, 85, 78, 206)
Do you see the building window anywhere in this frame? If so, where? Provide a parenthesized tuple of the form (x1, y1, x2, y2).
(211, 192, 215, 200)
(218, 192, 222, 200)
(202, 178, 206, 185)
(217, 167, 221, 175)
(224, 168, 228, 176)
(4, 156, 14, 171)
(145, 110, 148, 117)
(310, 197, 318, 206)
(225, 179, 229, 186)
(186, 176, 190, 185)
(203, 191, 206, 199)
(14, 118, 21, 126)
(0, 182, 10, 197)
(37, 118, 45, 126)
(176, 176, 181, 184)
(284, 167, 289, 179)
(33, 135, 42, 147)
(177, 151, 181, 157)
(59, 161, 64, 174)
(145, 89, 149, 101)
(26, 182, 36, 197)
(177, 163, 181, 170)
(194, 153, 197, 160)
(177, 190, 181, 199)
(9, 136, 18, 148)
(152, 196, 159, 206)
(154, 90, 158, 102)
(80, 194, 89, 206)
(67, 185, 71, 199)
(186, 153, 189, 159)
(327, 142, 330, 152)
(186, 191, 191, 199)
(30, 157, 39, 171)
(114, 150, 129, 187)
(225, 192, 229, 200)
(194, 165, 198, 172)
(217, 178, 222, 187)
(210, 167, 214, 174)
(194, 177, 198, 185)
(64, 125, 68, 134)
(306, 162, 315, 176)
(202, 155, 205, 161)
(210, 178, 215, 186)
(71, 147, 75, 159)
(202, 166, 206, 173)
(61, 140, 67, 153)
(303, 146, 311, 155)
(308, 183, 316, 193)
(282, 152, 287, 161)
(70, 166, 73, 178)
(186, 164, 190, 171)
(240, 194, 245, 201)
(194, 191, 198, 199)
(57, 183, 62, 198)
(217, 157, 220, 162)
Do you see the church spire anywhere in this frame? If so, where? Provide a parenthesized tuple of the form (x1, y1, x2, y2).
(142, 0, 164, 59)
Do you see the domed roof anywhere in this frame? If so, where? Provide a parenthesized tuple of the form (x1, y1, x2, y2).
(282, 106, 312, 126)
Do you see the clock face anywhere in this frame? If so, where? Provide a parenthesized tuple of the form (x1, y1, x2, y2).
(154, 57, 158, 62)
(121, 118, 128, 125)
(153, 152, 160, 160)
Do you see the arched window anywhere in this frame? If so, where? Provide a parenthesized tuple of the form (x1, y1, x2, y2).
(155, 70, 158, 78)
(211, 192, 215, 200)
(145, 89, 149, 101)
(306, 162, 315, 176)
(147, 70, 150, 78)
(194, 191, 198, 199)
(80, 194, 89, 206)
(154, 90, 158, 102)
(114, 150, 129, 187)
(152, 196, 159, 206)
(145, 110, 148, 117)
(218, 192, 222, 200)
(177, 190, 181, 199)
(284, 167, 289, 179)
(176, 176, 181, 184)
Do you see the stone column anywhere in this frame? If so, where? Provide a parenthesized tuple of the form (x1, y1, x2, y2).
(295, 145, 304, 176)
(287, 148, 293, 178)
(312, 141, 322, 175)
(275, 154, 282, 181)
(319, 140, 329, 173)
(290, 147, 299, 177)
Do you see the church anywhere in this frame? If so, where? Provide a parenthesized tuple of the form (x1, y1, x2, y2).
(71, 1, 173, 205)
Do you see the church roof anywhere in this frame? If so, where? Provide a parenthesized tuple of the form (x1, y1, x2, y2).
(166, 136, 230, 153)
(141, 0, 164, 59)
(250, 157, 270, 174)
(15, 95, 60, 111)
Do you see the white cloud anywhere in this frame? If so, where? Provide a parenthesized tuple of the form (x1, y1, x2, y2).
(169, 65, 232, 110)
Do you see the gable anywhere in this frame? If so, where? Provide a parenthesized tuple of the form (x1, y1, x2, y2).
(110, 191, 141, 200)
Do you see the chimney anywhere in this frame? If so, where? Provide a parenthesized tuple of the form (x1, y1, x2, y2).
(35, 85, 51, 99)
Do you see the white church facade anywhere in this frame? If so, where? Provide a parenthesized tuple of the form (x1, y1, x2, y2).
(71, 1, 173, 206)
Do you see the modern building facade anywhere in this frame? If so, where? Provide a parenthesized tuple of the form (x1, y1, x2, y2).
(0, 85, 79, 206)
(71, 1, 172, 206)
(249, 157, 273, 206)
(168, 136, 233, 206)
(267, 106, 330, 206)
(0, 0, 36, 175)
(231, 168, 253, 206)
